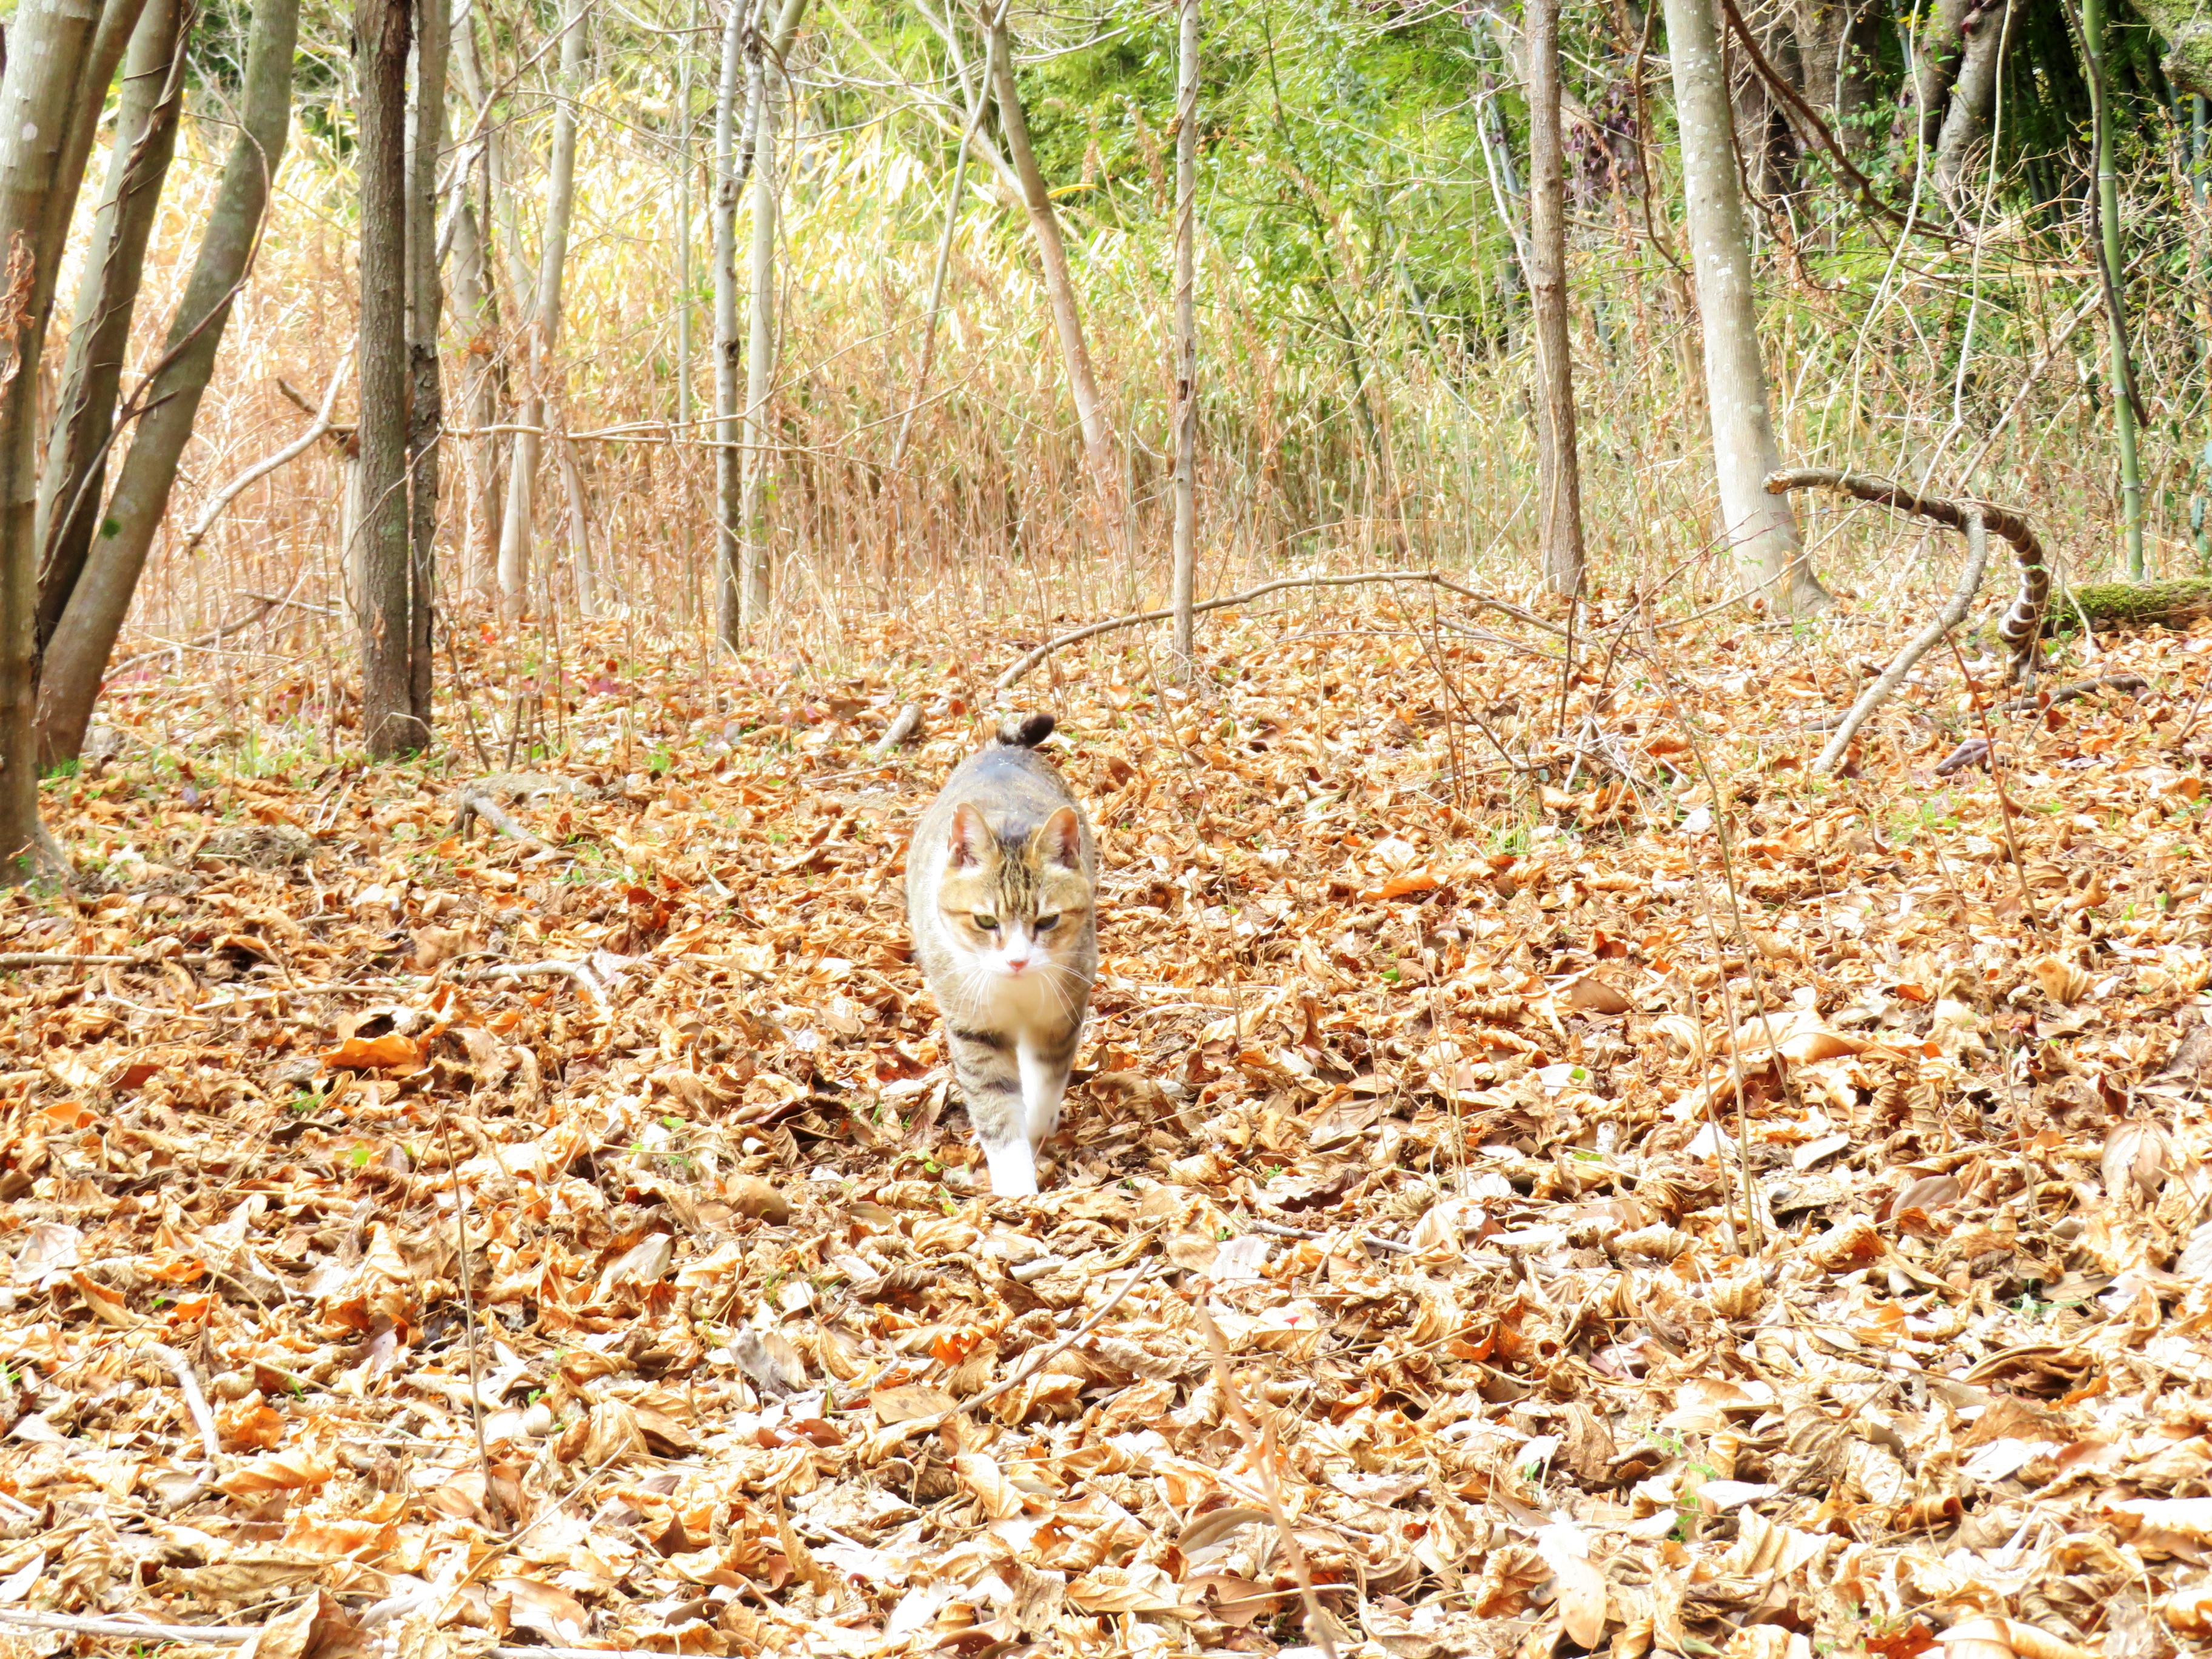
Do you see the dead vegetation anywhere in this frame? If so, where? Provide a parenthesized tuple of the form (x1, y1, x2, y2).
(4, 590, 2212, 1658)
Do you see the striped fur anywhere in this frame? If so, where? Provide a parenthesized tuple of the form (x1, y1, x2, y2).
(907, 715, 1097, 1195)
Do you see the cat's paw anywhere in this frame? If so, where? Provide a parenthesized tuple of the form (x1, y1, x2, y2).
(982, 1138, 1041, 1196)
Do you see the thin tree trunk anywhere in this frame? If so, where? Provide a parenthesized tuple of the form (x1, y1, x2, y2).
(0, 0, 115, 874)
(677, 0, 696, 435)
(32, 0, 301, 773)
(2083, 0, 2146, 578)
(739, 0, 812, 629)
(712, 0, 754, 645)
(448, 2, 503, 600)
(561, 436, 596, 613)
(357, 0, 417, 757)
(1169, 0, 1199, 663)
(33, 0, 185, 649)
(407, 0, 449, 731)
(991, 16, 1125, 549)
(1527, 0, 1586, 597)
(1661, 0, 1829, 614)
(497, 0, 586, 620)
(1932, 0, 2011, 198)
(1912, 0, 1969, 160)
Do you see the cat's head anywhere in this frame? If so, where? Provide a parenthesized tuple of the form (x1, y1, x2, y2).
(935, 803, 1089, 979)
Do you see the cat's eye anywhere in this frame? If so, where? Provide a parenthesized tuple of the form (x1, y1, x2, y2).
(1034, 914, 1060, 932)
(970, 914, 999, 931)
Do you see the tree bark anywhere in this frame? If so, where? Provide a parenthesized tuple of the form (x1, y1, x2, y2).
(357, 0, 417, 757)
(0, 0, 113, 874)
(1932, 0, 2011, 198)
(1661, 0, 1828, 615)
(33, 0, 184, 650)
(991, 16, 1125, 550)
(738, 0, 812, 629)
(406, 0, 448, 732)
(496, 0, 586, 620)
(1168, 0, 1199, 663)
(1526, 0, 1586, 597)
(1912, 0, 1971, 159)
(32, 0, 301, 773)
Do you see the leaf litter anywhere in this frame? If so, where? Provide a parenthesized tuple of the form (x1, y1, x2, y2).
(4, 592, 2212, 1659)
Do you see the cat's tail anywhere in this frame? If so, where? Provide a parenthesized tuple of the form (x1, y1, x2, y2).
(994, 712, 1057, 748)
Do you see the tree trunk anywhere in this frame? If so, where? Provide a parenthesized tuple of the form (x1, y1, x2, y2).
(2083, 0, 2145, 578)
(32, 0, 301, 773)
(1912, 0, 1970, 159)
(1932, 0, 2011, 198)
(991, 16, 1125, 549)
(1527, 0, 1586, 597)
(1661, 0, 1829, 614)
(358, 0, 417, 757)
(739, 0, 813, 629)
(1169, 0, 1199, 663)
(561, 436, 596, 614)
(406, 0, 448, 732)
(33, 0, 184, 650)
(0, 0, 115, 874)
(2133, 0, 2212, 99)
(497, 0, 586, 620)
(712, 0, 752, 645)
(447, 2, 503, 600)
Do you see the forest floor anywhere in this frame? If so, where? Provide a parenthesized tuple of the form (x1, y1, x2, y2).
(4, 584, 2212, 1659)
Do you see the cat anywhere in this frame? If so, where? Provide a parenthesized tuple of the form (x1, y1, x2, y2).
(907, 712, 1098, 1196)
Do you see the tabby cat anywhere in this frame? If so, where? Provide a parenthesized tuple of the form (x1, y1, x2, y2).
(907, 713, 1098, 1195)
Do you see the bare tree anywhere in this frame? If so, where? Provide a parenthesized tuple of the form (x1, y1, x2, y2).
(32, 0, 303, 771)
(1169, 0, 1200, 663)
(497, 0, 586, 620)
(34, 0, 186, 652)
(0, 0, 121, 874)
(1931, 0, 2011, 199)
(447, 1, 505, 596)
(1526, 0, 1586, 596)
(1661, 0, 1829, 614)
(989, 15, 1125, 549)
(738, 0, 813, 629)
(712, 0, 755, 643)
(407, 0, 450, 731)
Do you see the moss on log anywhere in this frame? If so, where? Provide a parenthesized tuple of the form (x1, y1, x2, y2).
(2053, 578, 2212, 633)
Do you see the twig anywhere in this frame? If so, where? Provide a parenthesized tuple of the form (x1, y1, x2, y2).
(185, 351, 354, 552)
(1811, 507, 1994, 774)
(1765, 468, 2051, 685)
(995, 569, 1563, 690)
(1197, 1304, 1341, 1659)
(437, 1110, 511, 1532)
(2000, 672, 2148, 712)
(870, 702, 923, 758)
(0, 952, 213, 970)
(0, 1610, 690, 1659)
(1946, 635, 2045, 940)
(144, 1342, 221, 1464)
(1244, 1217, 1415, 1256)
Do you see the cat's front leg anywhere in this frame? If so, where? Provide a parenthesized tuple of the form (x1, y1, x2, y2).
(1017, 1030, 1079, 1162)
(951, 1025, 1036, 1195)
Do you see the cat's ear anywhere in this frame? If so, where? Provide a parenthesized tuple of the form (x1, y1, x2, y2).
(1036, 807, 1083, 871)
(948, 802, 993, 868)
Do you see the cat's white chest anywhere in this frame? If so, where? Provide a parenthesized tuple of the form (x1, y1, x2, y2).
(979, 968, 1067, 1034)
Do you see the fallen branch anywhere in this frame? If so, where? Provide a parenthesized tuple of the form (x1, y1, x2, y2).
(186, 352, 354, 552)
(452, 790, 555, 854)
(1765, 468, 2051, 685)
(145, 1342, 221, 1464)
(0, 951, 212, 970)
(870, 702, 923, 758)
(460, 958, 612, 1008)
(1809, 508, 1994, 776)
(995, 569, 1563, 691)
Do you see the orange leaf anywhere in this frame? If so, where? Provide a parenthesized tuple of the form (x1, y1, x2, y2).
(320, 1033, 429, 1072)
(1380, 871, 1440, 899)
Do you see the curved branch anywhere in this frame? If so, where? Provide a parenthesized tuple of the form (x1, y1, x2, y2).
(183, 349, 352, 552)
(1764, 466, 2049, 680)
